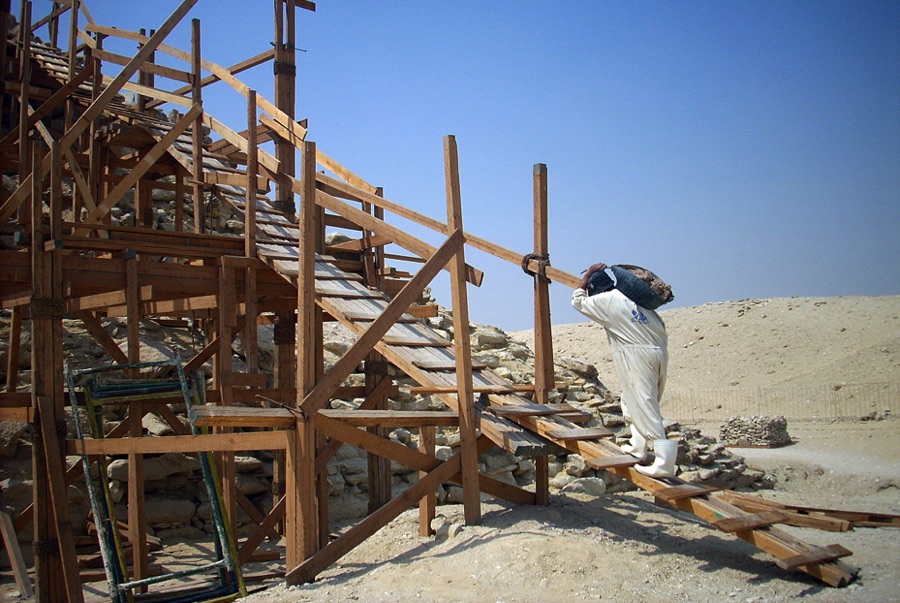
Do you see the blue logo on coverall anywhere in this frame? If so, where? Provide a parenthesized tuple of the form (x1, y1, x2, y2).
(631, 309, 648, 324)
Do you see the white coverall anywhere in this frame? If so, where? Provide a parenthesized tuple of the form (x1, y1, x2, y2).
(571, 287, 669, 441)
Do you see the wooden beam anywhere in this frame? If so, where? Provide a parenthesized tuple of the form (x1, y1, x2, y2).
(299, 228, 465, 417)
(444, 134, 480, 525)
(67, 431, 288, 456)
(91, 47, 192, 82)
(312, 187, 484, 287)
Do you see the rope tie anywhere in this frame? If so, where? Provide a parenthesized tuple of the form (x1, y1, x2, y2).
(521, 253, 550, 279)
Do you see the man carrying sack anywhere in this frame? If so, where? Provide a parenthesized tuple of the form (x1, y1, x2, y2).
(571, 262, 677, 478)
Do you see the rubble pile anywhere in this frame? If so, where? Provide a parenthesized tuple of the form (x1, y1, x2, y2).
(719, 415, 792, 448)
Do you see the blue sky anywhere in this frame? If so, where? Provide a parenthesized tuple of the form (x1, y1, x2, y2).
(26, 1, 900, 330)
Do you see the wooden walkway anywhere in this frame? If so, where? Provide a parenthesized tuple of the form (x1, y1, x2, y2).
(18, 35, 861, 589)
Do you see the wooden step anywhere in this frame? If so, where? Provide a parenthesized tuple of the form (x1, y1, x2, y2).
(190, 405, 296, 428)
(775, 544, 853, 570)
(713, 511, 786, 533)
(654, 484, 723, 502)
(488, 403, 578, 417)
(412, 359, 487, 370)
(584, 454, 639, 469)
(545, 426, 614, 441)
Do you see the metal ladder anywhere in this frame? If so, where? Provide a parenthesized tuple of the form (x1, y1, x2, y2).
(66, 357, 245, 602)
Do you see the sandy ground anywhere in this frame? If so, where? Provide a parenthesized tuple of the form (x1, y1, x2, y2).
(227, 421, 900, 603)
(2, 296, 898, 601)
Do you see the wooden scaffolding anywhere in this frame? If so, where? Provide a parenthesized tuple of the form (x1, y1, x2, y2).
(0, 1, 866, 600)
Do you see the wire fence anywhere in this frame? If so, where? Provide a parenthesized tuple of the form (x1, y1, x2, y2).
(663, 381, 899, 424)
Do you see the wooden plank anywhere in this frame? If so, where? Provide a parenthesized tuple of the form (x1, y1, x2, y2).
(584, 454, 639, 470)
(67, 430, 289, 455)
(317, 409, 459, 428)
(314, 149, 377, 194)
(775, 544, 853, 571)
(66, 285, 153, 312)
(191, 406, 296, 429)
(714, 511, 787, 533)
(411, 358, 487, 370)
(0, 62, 93, 147)
(654, 484, 723, 502)
(545, 426, 615, 441)
(488, 403, 576, 417)
(91, 47, 192, 82)
(202, 170, 269, 191)
(341, 310, 418, 323)
(385, 337, 453, 348)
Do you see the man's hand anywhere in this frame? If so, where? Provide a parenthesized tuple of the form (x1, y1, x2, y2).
(579, 262, 607, 289)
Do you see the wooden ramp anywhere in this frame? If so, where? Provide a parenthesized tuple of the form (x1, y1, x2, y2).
(209, 160, 858, 586)
(18, 37, 858, 589)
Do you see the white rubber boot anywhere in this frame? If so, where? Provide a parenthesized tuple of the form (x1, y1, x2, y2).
(620, 428, 648, 461)
(635, 439, 678, 478)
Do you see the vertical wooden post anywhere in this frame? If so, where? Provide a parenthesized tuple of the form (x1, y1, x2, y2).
(31, 138, 81, 602)
(136, 29, 146, 111)
(48, 2, 59, 46)
(532, 163, 553, 506)
(218, 263, 237, 529)
(190, 18, 204, 233)
(289, 139, 319, 570)
(365, 353, 391, 513)
(0, 0, 10, 135)
(174, 167, 185, 231)
(127, 397, 148, 590)
(418, 426, 436, 536)
(272, 0, 299, 530)
(243, 91, 259, 373)
(5, 307, 21, 392)
(88, 32, 104, 224)
(126, 256, 141, 370)
(17, 1, 32, 225)
(443, 135, 481, 525)
(364, 185, 390, 513)
(64, 0, 78, 133)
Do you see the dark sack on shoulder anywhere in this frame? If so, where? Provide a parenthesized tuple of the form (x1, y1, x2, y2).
(610, 264, 674, 310)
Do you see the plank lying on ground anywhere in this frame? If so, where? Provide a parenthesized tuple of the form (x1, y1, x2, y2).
(714, 511, 787, 533)
(776, 544, 853, 571)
